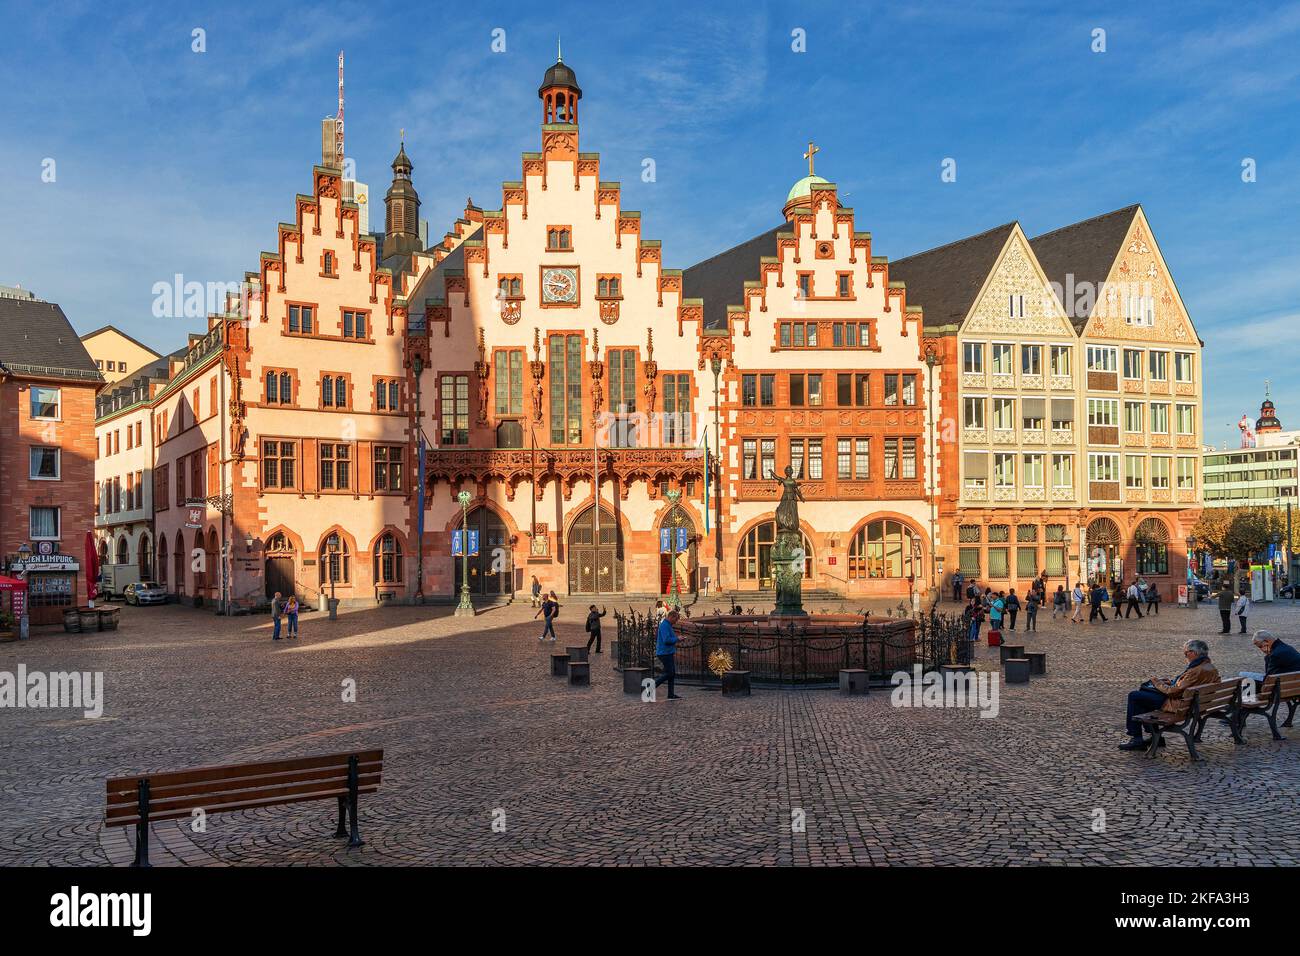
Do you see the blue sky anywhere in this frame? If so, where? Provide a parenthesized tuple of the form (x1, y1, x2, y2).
(2, 0, 1296, 447)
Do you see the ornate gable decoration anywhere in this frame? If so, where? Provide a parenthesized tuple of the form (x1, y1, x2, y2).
(1088, 216, 1195, 344)
(964, 233, 1073, 337)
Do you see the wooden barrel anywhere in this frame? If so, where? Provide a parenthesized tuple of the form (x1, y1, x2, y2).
(99, 607, 120, 631)
(63, 607, 82, 633)
(79, 607, 101, 632)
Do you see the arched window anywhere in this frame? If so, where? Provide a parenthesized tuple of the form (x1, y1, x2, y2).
(373, 533, 403, 584)
(335, 377, 347, 407)
(266, 531, 292, 553)
(1135, 517, 1170, 575)
(737, 521, 812, 582)
(139, 532, 153, 578)
(322, 375, 334, 407)
(319, 532, 351, 586)
(266, 371, 278, 403)
(158, 534, 168, 585)
(848, 519, 919, 579)
(279, 371, 291, 403)
(116, 536, 129, 565)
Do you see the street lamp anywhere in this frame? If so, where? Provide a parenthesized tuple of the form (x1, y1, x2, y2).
(455, 490, 475, 617)
(1185, 535, 1198, 610)
(710, 355, 722, 596)
(925, 347, 938, 594)
(327, 535, 339, 621)
(413, 353, 425, 605)
(1271, 531, 1282, 601)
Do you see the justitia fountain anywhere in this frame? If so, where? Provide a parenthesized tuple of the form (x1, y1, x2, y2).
(771, 466, 808, 617)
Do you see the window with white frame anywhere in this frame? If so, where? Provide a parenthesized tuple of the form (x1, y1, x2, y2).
(1150, 402, 1169, 434)
(1125, 455, 1144, 489)
(1023, 453, 1044, 487)
(1151, 456, 1171, 489)
(1049, 345, 1071, 377)
(1123, 348, 1143, 380)
(1148, 350, 1168, 381)
(1086, 345, 1117, 372)
(29, 446, 60, 480)
(992, 397, 1015, 430)
(963, 451, 988, 489)
(1089, 453, 1119, 483)
(1087, 398, 1118, 427)
(962, 342, 984, 374)
(1008, 294, 1025, 318)
(963, 396, 985, 428)
(1177, 457, 1196, 490)
(1125, 292, 1155, 326)
(1022, 397, 1045, 431)
(1174, 351, 1194, 383)
(993, 453, 1015, 488)
(1052, 454, 1073, 489)
(991, 343, 1013, 375)
(29, 386, 61, 420)
(1176, 403, 1195, 435)
(1021, 344, 1042, 376)
(1124, 401, 1144, 433)
(30, 506, 60, 539)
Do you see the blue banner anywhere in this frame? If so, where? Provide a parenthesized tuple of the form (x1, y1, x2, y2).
(452, 530, 480, 557)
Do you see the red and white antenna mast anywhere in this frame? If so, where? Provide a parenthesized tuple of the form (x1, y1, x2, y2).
(335, 50, 345, 170)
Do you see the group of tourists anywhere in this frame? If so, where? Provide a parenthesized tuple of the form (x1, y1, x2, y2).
(1067, 577, 1163, 623)
(959, 573, 1171, 642)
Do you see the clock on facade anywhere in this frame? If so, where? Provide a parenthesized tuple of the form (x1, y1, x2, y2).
(541, 267, 579, 305)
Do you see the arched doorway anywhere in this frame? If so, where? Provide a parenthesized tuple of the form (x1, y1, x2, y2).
(737, 521, 813, 588)
(658, 504, 697, 597)
(264, 531, 296, 598)
(139, 532, 153, 579)
(566, 504, 623, 594)
(173, 540, 185, 597)
(157, 534, 168, 588)
(1134, 517, 1170, 576)
(848, 518, 922, 580)
(116, 536, 129, 566)
(454, 507, 514, 596)
(1086, 517, 1122, 584)
(205, 528, 219, 600)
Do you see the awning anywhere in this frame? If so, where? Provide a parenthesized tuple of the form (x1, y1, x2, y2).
(1051, 398, 1075, 422)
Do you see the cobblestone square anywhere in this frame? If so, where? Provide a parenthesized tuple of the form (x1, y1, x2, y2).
(1, 599, 1297, 866)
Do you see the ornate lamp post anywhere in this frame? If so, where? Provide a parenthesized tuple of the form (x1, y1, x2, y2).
(710, 355, 723, 595)
(327, 535, 339, 620)
(925, 346, 939, 593)
(1186, 534, 1198, 609)
(455, 490, 475, 617)
(665, 489, 683, 610)
(1270, 531, 1282, 601)
(413, 353, 424, 605)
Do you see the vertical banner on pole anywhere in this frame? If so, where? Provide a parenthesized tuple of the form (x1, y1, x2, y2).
(704, 439, 711, 536)
(417, 434, 426, 576)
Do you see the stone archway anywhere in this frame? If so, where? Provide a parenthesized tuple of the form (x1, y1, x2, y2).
(566, 503, 624, 594)
(453, 507, 514, 597)
(658, 503, 697, 597)
(1086, 516, 1122, 583)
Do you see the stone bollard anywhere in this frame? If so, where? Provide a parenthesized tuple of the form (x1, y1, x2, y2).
(1025, 651, 1047, 676)
(722, 670, 751, 696)
(839, 668, 870, 695)
(1004, 658, 1030, 684)
(567, 646, 589, 663)
(623, 667, 651, 695)
(550, 653, 570, 677)
(569, 661, 591, 686)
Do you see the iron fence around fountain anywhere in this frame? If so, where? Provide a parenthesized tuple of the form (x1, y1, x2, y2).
(613, 609, 972, 686)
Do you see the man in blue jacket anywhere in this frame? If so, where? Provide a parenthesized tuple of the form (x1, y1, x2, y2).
(654, 608, 682, 700)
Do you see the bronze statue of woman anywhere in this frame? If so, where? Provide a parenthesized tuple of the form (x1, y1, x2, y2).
(773, 465, 804, 534)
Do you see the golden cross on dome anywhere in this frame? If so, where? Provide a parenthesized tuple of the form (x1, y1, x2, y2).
(803, 140, 820, 176)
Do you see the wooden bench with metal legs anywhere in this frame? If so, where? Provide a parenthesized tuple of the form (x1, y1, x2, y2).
(1236, 672, 1300, 741)
(105, 749, 383, 867)
(1136, 680, 1242, 761)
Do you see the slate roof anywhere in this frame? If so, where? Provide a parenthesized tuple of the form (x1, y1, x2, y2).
(0, 296, 102, 381)
(888, 223, 1018, 330)
(682, 224, 785, 331)
(1030, 204, 1139, 332)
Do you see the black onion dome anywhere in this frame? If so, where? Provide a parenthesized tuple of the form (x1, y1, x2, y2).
(539, 60, 581, 97)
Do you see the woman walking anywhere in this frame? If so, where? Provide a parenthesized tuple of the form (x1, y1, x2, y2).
(535, 591, 560, 642)
(1052, 585, 1067, 620)
(530, 575, 542, 609)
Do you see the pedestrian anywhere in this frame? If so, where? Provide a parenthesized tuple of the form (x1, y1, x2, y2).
(1234, 592, 1249, 634)
(271, 590, 284, 641)
(1217, 583, 1234, 634)
(1052, 585, 1067, 620)
(1145, 582, 1160, 615)
(535, 591, 560, 641)
(953, 571, 964, 603)
(965, 596, 985, 644)
(990, 591, 1005, 633)
(654, 608, 682, 700)
(1089, 583, 1108, 623)
(1025, 588, 1040, 632)
(1071, 583, 1085, 623)
(1125, 580, 1144, 619)
(585, 604, 607, 654)
(1111, 580, 1124, 620)
(286, 595, 299, 638)
(530, 575, 542, 609)
(1005, 589, 1021, 630)
(966, 581, 977, 601)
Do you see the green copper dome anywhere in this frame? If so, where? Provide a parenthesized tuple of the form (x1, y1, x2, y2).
(786, 174, 830, 204)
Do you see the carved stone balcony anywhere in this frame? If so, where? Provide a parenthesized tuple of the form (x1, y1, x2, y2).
(1022, 429, 1045, 445)
(1021, 373, 1044, 390)
(964, 484, 988, 501)
(1049, 375, 1073, 391)
(1023, 486, 1046, 502)
(1050, 428, 1073, 445)
(994, 485, 1016, 502)
(992, 428, 1017, 445)
(962, 372, 986, 389)
(1051, 485, 1075, 501)
(963, 426, 988, 444)
(991, 373, 1016, 390)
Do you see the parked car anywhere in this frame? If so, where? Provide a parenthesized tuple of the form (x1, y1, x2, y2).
(123, 581, 167, 606)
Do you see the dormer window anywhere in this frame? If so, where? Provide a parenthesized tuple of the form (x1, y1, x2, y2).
(546, 226, 572, 251)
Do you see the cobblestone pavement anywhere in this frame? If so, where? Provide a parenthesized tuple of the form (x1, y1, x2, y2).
(2, 597, 1298, 866)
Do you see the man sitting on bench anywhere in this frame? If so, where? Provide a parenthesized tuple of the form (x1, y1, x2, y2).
(1119, 639, 1220, 751)
(1240, 630, 1300, 682)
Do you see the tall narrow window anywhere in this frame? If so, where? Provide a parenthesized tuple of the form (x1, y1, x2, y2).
(494, 349, 525, 416)
(548, 335, 583, 444)
(441, 375, 470, 445)
(662, 373, 692, 447)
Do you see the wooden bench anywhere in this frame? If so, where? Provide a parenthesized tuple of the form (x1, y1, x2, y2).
(1136, 680, 1242, 760)
(1236, 671, 1300, 741)
(105, 749, 383, 867)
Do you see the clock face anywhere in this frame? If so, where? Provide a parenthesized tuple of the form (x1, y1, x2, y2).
(541, 267, 578, 304)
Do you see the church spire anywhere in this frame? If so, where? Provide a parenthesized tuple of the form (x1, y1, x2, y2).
(384, 132, 421, 273)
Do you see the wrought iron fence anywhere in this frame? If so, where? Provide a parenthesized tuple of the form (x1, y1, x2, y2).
(614, 609, 972, 686)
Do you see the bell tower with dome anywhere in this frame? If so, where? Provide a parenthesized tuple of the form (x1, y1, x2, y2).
(783, 140, 835, 219)
(1257, 382, 1282, 435)
(539, 43, 582, 160)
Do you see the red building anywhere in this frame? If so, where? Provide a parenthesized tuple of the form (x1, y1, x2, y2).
(0, 292, 103, 624)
